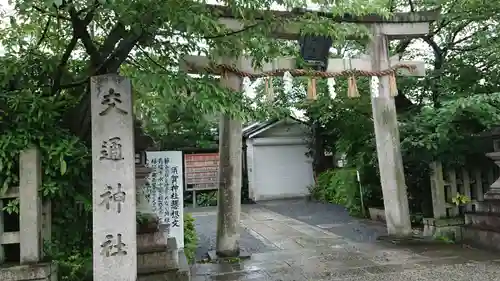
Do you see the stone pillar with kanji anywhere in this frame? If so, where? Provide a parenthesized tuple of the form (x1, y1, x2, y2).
(91, 75, 137, 281)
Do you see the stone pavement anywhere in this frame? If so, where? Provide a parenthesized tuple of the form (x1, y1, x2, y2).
(189, 199, 500, 281)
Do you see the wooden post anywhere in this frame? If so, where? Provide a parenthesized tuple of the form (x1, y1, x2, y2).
(0, 199, 4, 264)
(19, 147, 42, 263)
(474, 169, 484, 201)
(216, 57, 243, 257)
(368, 25, 411, 236)
(448, 168, 458, 216)
(42, 201, 52, 249)
(462, 168, 472, 211)
(430, 162, 447, 219)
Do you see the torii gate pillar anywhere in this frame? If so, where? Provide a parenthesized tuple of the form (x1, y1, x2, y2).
(215, 58, 244, 257)
(369, 24, 412, 236)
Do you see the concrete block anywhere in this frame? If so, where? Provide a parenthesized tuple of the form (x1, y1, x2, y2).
(138, 251, 179, 274)
(422, 217, 465, 239)
(137, 232, 169, 252)
(465, 212, 500, 230)
(0, 263, 58, 281)
(207, 248, 251, 262)
(368, 208, 386, 222)
(462, 225, 500, 251)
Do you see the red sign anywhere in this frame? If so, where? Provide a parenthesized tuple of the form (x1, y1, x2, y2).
(184, 153, 219, 190)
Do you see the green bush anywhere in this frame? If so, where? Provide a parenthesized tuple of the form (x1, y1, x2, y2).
(183, 213, 198, 263)
(196, 191, 218, 207)
(310, 168, 363, 216)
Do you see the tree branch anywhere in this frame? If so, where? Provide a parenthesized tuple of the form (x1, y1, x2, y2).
(408, 0, 415, 12)
(51, 35, 78, 95)
(96, 29, 144, 74)
(32, 5, 70, 20)
(138, 46, 169, 72)
(395, 39, 412, 58)
(99, 22, 126, 57)
(68, 5, 101, 67)
(36, 17, 52, 47)
(423, 36, 442, 56)
(451, 25, 489, 47)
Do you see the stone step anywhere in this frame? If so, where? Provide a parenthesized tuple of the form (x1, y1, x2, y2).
(138, 251, 179, 273)
(461, 225, 500, 251)
(137, 231, 174, 252)
(138, 249, 190, 281)
(465, 212, 500, 229)
(476, 199, 500, 213)
(138, 270, 180, 281)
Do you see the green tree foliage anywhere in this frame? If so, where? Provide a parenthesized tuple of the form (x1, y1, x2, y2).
(0, 0, 397, 278)
(300, 0, 500, 217)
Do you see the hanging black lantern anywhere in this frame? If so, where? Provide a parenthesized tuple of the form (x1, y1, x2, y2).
(298, 34, 332, 71)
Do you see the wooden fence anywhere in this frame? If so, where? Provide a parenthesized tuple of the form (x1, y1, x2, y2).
(430, 160, 498, 218)
(0, 147, 51, 264)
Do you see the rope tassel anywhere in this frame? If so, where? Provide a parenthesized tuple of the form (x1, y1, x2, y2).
(389, 72, 398, 97)
(347, 75, 360, 98)
(307, 77, 317, 100)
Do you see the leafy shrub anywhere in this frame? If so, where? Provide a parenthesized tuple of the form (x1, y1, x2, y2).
(197, 191, 217, 207)
(310, 168, 363, 216)
(47, 246, 92, 281)
(183, 213, 198, 263)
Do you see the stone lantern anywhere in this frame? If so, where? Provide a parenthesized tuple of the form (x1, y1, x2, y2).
(298, 34, 332, 71)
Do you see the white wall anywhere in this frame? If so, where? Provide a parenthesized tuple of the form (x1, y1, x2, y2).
(246, 120, 314, 201)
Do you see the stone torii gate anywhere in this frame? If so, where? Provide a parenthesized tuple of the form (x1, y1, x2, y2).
(181, 7, 439, 256)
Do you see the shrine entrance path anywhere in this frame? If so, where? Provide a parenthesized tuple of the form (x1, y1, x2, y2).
(189, 199, 500, 281)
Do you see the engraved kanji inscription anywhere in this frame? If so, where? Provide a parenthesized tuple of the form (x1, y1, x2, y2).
(99, 88, 128, 116)
(100, 233, 127, 257)
(100, 183, 126, 213)
(100, 137, 124, 161)
(170, 164, 180, 227)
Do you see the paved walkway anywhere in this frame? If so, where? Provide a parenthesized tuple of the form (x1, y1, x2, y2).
(189, 199, 500, 281)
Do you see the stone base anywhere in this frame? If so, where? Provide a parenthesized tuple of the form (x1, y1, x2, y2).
(422, 217, 465, 240)
(138, 250, 190, 281)
(461, 225, 500, 251)
(0, 263, 58, 281)
(137, 231, 190, 281)
(207, 249, 251, 262)
(368, 207, 385, 222)
(484, 189, 500, 200)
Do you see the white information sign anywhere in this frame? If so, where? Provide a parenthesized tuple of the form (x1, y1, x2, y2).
(145, 151, 184, 248)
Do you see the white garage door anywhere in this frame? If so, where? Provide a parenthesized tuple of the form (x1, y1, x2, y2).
(251, 143, 314, 201)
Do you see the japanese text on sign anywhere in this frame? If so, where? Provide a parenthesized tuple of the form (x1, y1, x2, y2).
(145, 151, 184, 248)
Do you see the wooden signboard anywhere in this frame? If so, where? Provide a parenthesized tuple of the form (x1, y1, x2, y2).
(184, 153, 219, 191)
